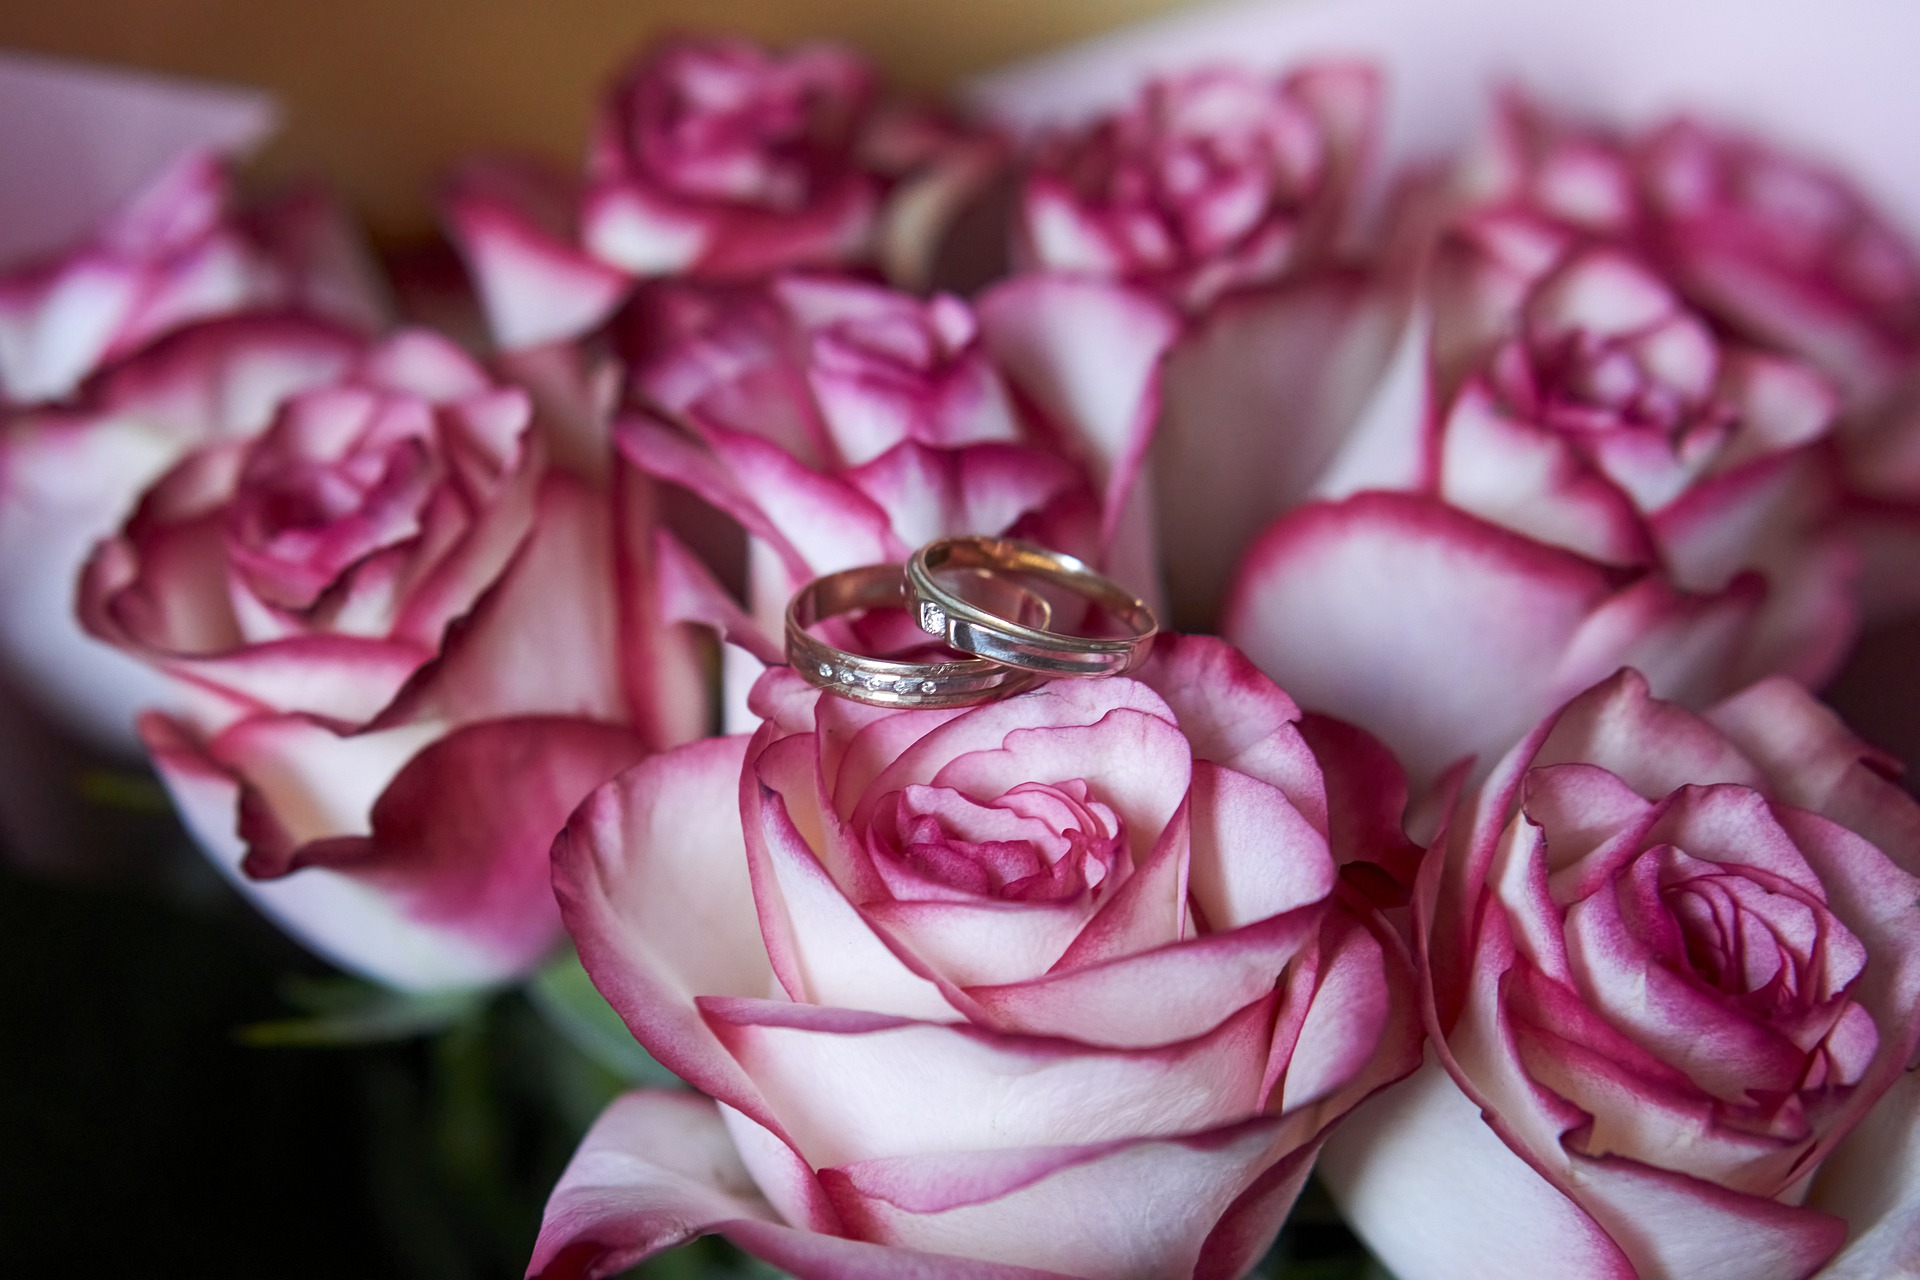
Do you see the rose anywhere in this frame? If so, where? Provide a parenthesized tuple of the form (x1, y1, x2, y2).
(617, 272, 1177, 711)
(1471, 94, 1920, 407)
(1316, 668, 1920, 1280)
(1222, 136, 1863, 784)
(1418, 210, 1852, 684)
(1007, 60, 1403, 629)
(0, 136, 388, 750)
(1466, 93, 1920, 622)
(1015, 62, 1377, 312)
(444, 36, 1001, 351)
(0, 150, 383, 408)
(532, 634, 1422, 1278)
(0, 315, 364, 749)
(79, 330, 702, 988)
(584, 37, 880, 277)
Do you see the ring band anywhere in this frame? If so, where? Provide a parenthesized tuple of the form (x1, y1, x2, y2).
(906, 536, 1157, 678)
(787, 563, 1046, 708)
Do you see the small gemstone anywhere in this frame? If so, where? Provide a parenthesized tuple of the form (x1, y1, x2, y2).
(837, 668, 855, 683)
(866, 673, 889, 689)
(920, 681, 937, 694)
(918, 600, 946, 635)
(817, 662, 833, 678)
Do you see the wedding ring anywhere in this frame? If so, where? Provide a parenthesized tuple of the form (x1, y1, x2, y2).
(787, 563, 1047, 708)
(906, 536, 1157, 677)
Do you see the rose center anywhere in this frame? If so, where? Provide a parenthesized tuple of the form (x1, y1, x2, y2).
(869, 780, 1125, 904)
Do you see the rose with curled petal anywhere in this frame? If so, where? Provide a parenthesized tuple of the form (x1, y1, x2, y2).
(1316, 668, 1920, 1280)
(1419, 212, 1852, 685)
(0, 314, 364, 749)
(78, 329, 703, 989)
(443, 36, 1002, 351)
(533, 634, 1422, 1279)
(616, 272, 1176, 710)
(0, 150, 384, 408)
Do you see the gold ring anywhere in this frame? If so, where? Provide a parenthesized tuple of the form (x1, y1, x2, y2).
(786, 563, 1048, 708)
(905, 536, 1157, 678)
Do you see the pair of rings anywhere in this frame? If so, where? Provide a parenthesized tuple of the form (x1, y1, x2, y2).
(786, 536, 1158, 709)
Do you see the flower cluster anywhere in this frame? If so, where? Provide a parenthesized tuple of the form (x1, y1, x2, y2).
(10, 12, 1920, 1280)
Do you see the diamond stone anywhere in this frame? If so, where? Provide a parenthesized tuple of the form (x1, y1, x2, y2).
(817, 662, 833, 678)
(920, 681, 937, 694)
(918, 600, 946, 636)
(837, 668, 855, 683)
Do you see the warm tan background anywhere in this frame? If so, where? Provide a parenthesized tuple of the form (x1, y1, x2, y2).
(0, 0, 1203, 240)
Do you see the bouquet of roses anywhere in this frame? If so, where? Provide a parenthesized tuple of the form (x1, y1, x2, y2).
(5, 1, 1919, 1277)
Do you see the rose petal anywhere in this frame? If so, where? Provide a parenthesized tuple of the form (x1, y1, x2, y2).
(142, 711, 507, 989)
(699, 993, 1273, 1165)
(822, 1116, 1299, 1280)
(525, 1089, 781, 1280)
(441, 155, 634, 350)
(1186, 762, 1334, 930)
(1435, 378, 1656, 566)
(1319, 1057, 1639, 1280)
(968, 908, 1319, 1048)
(1154, 273, 1403, 626)
(554, 738, 776, 1108)
(974, 274, 1179, 550)
(744, 726, 960, 1020)
(274, 716, 651, 982)
(1225, 492, 1691, 787)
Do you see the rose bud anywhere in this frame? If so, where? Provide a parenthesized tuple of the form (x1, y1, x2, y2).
(1011, 60, 1411, 629)
(618, 272, 1177, 715)
(1318, 669, 1920, 1280)
(79, 330, 703, 988)
(533, 634, 1422, 1278)
(444, 35, 1002, 352)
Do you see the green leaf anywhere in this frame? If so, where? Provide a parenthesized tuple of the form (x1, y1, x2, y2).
(238, 974, 486, 1047)
(73, 768, 172, 813)
(526, 947, 683, 1087)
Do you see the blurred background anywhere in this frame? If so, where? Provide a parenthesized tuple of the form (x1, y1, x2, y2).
(0, 0, 1198, 242)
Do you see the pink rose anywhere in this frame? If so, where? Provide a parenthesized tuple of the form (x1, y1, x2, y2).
(1473, 95, 1920, 406)
(618, 272, 1177, 708)
(0, 131, 387, 750)
(0, 316, 363, 749)
(79, 330, 703, 988)
(1466, 94, 1920, 621)
(444, 37, 1001, 351)
(1016, 62, 1377, 311)
(1417, 210, 1851, 684)
(1318, 669, 1920, 1280)
(533, 635, 1421, 1278)
(0, 150, 383, 407)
